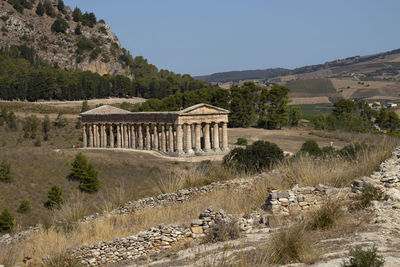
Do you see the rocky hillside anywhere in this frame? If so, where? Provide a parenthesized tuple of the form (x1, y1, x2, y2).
(0, 0, 129, 75)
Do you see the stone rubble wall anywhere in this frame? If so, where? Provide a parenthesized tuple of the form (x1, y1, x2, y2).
(264, 184, 351, 216)
(81, 176, 259, 222)
(73, 207, 234, 266)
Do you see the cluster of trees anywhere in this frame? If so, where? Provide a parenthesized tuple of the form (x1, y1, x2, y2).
(35, 0, 58, 17)
(299, 139, 367, 160)
(7, 0, 35, 13)
(138, 82, 300, 129)
(313, 99, 400, 133)
(72, 7, 97, 27)
(0, 46, 215, 101)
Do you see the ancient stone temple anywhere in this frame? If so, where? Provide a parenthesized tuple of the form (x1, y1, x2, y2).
(80, 103, 230, 157)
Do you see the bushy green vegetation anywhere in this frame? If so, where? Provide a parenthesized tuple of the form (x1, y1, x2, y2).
(0, 208, 14, 233)
(68, 153, 100, 193)
(312, 99, 377, 133)
(298, 139, 367, 160)
(0, 45, 215, 101)
(223, 140, 284, 173)
(236, 137, 248, 145)
(342, 246, 384, 267)
(0, 157, 13, 183)
(139, 82, 297, 129)
(51, 18, 69, 33)
(17, 199, 31, 213)
(359, 185, 382, 208)
(44, 185, 64, 209)
(309, 199, 343, 230)
(299, 139, 322, 157)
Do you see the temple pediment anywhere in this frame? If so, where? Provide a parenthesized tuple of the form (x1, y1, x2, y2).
(80, 105, 132, 115)
(179, 104, 230, 115)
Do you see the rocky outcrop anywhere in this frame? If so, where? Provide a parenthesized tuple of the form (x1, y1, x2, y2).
(0, 1, 128, 75)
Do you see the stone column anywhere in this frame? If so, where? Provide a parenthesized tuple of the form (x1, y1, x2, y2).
(131, 124, 136, 149)
(203, 123, 211, 152)
(160, 124, 166, 152)
(221, 122, 228, 151)
(184, 123, 194, 154)
(88, 124, 93, 148)
(176, 124, 183, 154)
(116, 124, 121, 148)
(101, 124, 106, 148)
(83, 124, 87, 148)
(195, 123, 202, 153)
(168, 124, 174, 152)
(138, 124, 143, 149)
(145, 124, 151, 150)
(93, 124, 98, 148)
(110, 124, 114, 148)
(124, 124, 128, 148)
(212, 122, 220, 152)
(153, 124, 159, 151)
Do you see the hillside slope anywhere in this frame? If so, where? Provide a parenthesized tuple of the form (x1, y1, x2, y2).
(197, 49, 400, 101)
(0, 0, 129, 75)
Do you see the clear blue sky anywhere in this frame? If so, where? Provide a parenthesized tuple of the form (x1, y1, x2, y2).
(64, 0, 400, 76)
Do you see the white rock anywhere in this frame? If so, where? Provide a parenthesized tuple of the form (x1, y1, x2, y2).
(387, 188, 400, 201)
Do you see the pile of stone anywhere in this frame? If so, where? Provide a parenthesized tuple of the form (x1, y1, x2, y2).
(190, 207, 230, 237)
(264, 184, 350, 216)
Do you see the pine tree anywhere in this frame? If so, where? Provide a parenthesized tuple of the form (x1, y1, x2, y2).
(57, 0, 65, 12)
(68, 153, 100, 193)
(74, 23, 82, 35)
(44, 185, 64, 209)
(36, 2, 45, 16)
(81, 100, 89, 112)
(0, 208, 14, 233)
(79, 163, 100, 193)
(72, 7, 82, 22)
(17, 199, 31, 213)
(7, 111, 17, 130)
(0, 157, 13, 183)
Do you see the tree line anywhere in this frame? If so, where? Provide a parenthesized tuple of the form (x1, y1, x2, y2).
(313, 99, 400, 134)
(0, 46, 216, 101)
(136, 82, 301, 129)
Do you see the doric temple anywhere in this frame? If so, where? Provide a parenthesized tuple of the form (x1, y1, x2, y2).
(80, 103, 230, 157)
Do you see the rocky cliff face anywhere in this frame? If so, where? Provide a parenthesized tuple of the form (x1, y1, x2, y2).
(0, 0, 128, 75)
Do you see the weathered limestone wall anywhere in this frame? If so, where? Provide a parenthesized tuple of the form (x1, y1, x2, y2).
(264, 185, 351, 216)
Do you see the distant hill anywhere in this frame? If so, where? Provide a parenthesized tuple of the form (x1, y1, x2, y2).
(196, 48, 400, 101)
(196, 68, 291, 83)
(196, 48, 400, 83)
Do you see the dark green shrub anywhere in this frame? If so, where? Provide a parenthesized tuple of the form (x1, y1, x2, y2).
(236, 137, 248, 145)
(76, 37, 96, 54)
(342, 246, 384, 267)
(44, 185, 64, 209)
(51, 18, 69, 33)
(0, 157, 13, 183)
(224, 140, 284, 173)
(17, 199, 31, 213)
(299, 139, 322, 157)
(360, 185, 382, 208)
(338, 143, 367, 160)
(68, 153, 101, 193)
(0, 208, 14, 233)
